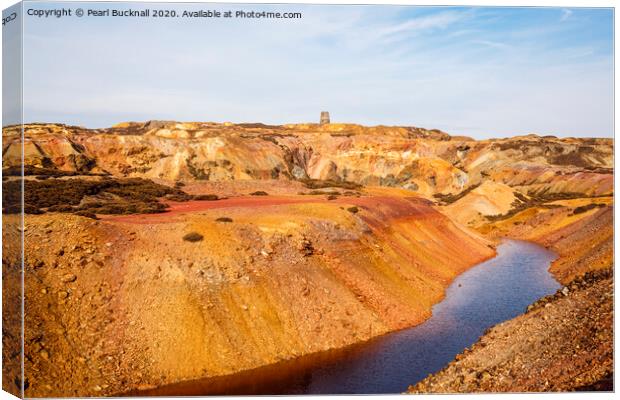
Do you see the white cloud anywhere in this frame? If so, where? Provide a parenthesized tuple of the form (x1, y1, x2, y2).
(471, 39, 510, 50)
(20, 4, 613, 138)
(560, 9, 573, 22)
(375, 11, 466, 41)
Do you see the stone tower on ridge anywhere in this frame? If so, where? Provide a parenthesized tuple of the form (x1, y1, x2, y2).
(320, 111, 330, 125)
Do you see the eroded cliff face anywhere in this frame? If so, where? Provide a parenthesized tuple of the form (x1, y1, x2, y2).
(16, 193, 494, 397)
(3, 122, 612, 198)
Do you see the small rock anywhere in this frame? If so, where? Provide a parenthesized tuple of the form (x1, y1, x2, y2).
(61, 274, 77, 283)
(297, 238, 314, 257)
(479, 371, 491, 382)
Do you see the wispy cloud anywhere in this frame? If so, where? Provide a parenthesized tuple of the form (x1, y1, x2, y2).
(471, 39, 511, 50)
(376, 11, 466, 39)
(20, 4, 613, 138)
(561, 9, 573, 22)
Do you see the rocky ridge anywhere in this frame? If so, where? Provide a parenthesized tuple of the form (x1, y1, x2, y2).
(1, 120, 614, 396)
(2, 121, 613, 198)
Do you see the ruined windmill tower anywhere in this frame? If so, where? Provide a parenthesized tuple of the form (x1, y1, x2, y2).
(320, 111, 330, 125)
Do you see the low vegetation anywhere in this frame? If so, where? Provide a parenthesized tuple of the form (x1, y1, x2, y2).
(165, 193, 194, 202)
(486, 200, 557, 222)
(513, 191, 529, 203)
(300, 178, 363, 191)
(216, 217, 233, 223)
(250, 191, 269, 196)
(239, 123, 284, 129)
(182, 232, 204, 242)
(572, 203, 606, 215)
(527, 190, 596, 202)
(433, 183, 481, 205)
(193, 194, 220, 201)
(2, 166, 108, 177)
(299, 190, 341, 196)
(74, 211, 98, 220)
(2, 177, 186, 215)
(298, 189, 362, 197)
(486, 189, 608, 222)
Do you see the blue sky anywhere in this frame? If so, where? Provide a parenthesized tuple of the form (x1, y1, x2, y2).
(17, 2, 614, 138)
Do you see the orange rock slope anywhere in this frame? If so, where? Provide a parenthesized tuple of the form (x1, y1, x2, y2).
(9, 191, 494, 397)
(476, 197, 613, 284)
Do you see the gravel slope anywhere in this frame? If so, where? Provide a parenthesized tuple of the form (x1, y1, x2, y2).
(409, 269, 613, 393)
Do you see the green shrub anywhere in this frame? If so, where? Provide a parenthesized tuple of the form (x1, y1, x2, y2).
(300, 190, 341, 196)
(2, 177, 188, 215)
(433, 183, 481, 205)
(3, 204, 22, 214)
(193, 194, 219, 201)
(513, 191, 529, 203)
(3, 166, 109, 177)
(300, 179, 362, 191)
(24, 205, 44, 214)
(572, 203, 606, 215)
(74, 211, 99, 220)
(48, 205, 75, 212)
(183, 232, 204, 242)
(165, 193, 193, 202)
